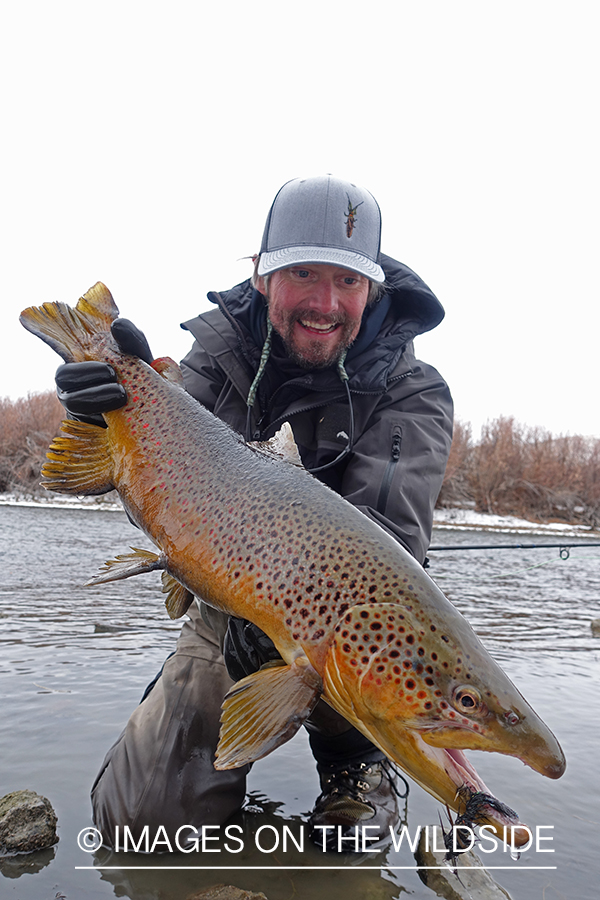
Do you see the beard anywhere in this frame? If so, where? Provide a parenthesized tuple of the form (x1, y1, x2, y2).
(269, 307, 360, 369)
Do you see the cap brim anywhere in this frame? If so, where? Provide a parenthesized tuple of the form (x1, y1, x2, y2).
(257, 245, 385, 283)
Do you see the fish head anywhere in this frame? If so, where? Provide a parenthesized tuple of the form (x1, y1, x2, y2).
(322, 601, 565, 844)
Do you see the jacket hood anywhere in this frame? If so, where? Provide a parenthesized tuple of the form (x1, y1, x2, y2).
(347, 252, 444, 363)
(192, 253, 445, 393)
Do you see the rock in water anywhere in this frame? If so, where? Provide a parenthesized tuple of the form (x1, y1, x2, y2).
(415, 826, 513, 900)
(0, 790, 58, 854)
(186, 887, 268, 900)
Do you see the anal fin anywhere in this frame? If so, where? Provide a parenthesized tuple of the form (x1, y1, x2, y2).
(215, 655, 322, 769)
(86, 547, 166, 585)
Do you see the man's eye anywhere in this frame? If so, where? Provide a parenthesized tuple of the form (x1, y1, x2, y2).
(295, 270, 310, 278)
(343, 276, 358, 285)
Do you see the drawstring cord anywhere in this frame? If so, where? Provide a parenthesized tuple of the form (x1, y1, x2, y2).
(247, 319, 273, 412)
(309, 349, 355, 474)
(245, 319, 273, 443)
(244, 322, 356, 473)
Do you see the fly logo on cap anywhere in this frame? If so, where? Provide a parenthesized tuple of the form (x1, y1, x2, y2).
(345, 196, 364, 239)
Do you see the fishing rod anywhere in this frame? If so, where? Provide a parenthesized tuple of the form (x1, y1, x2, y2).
(428, 542, 600, 560)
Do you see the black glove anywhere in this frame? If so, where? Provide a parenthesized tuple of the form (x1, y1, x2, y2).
(55, 319, 153, 426)
(222, 618, 283, 682)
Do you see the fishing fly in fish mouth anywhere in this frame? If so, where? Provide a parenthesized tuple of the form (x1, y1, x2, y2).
(19, 174, 566, 854)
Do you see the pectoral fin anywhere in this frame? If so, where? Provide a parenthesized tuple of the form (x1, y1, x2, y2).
(86, 547, 166, 585)
(215, 655, 323, 769)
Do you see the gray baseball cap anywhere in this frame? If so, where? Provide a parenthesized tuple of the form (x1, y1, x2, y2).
(257, 175, 385, 283)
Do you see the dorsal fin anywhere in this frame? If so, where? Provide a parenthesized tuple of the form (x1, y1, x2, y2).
(249, 422, 304, 468)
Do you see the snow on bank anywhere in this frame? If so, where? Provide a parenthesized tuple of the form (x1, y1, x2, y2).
(0, 491, 123, 512)
(433, 506, 600, 538)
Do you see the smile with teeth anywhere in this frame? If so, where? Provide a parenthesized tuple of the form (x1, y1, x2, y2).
(299, 319, 341, 334)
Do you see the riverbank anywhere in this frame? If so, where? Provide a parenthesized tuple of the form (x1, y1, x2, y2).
(0, 490, 123, 512)
(433, 505, 600, 538)
(3, 489, 599, 539)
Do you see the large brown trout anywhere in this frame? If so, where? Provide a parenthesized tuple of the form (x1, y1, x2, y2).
(20, 283, 565, 844)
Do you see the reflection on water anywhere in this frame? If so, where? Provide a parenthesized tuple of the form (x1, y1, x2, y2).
(1, 505, 599, 900)
(91, 796, 406, 900)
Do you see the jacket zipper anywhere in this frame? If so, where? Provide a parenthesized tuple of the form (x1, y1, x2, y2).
(377, 426, 402, 514)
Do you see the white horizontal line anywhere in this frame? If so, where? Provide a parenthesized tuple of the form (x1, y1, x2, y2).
(75, 865, 557, 871)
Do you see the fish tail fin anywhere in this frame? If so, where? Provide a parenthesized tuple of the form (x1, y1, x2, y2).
(19, 282, 119, 362)
(42, 418, 115, 494)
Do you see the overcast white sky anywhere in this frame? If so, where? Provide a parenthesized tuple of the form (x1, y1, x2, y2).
(3, 1, 598, 438)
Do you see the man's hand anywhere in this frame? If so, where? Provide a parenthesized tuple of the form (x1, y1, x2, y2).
(111, 318, 153, 364)
(55, 319, 153, 426)
(223, 618, 282, 682)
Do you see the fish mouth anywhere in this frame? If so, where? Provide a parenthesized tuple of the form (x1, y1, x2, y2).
(418, 716, 566, 782)
(397, 733, 532, 845)
(334, 708, 535, 846)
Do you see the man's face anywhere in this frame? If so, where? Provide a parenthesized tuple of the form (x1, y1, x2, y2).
(256, 264, 370, 369)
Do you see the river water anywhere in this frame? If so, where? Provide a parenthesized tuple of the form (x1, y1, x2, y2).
(1, 503, 599, 900)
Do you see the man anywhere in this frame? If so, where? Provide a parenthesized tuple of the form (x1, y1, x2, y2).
(56, 175, 453, 850)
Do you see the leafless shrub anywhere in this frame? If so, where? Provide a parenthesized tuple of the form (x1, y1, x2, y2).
(437, 419, 473, 507)
(439, 415, 600, 526)
(0, 392, 64, 492)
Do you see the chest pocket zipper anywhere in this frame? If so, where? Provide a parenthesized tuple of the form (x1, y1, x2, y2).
(377, 426, 402, 514)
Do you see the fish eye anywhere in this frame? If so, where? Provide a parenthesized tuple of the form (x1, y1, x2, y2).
(452, 686, 485, 716)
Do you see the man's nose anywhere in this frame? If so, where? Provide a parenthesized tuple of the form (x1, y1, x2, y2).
(308, 279, 340, 313)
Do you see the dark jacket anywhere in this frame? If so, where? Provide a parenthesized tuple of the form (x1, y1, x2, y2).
(180, 253, 453, 564)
